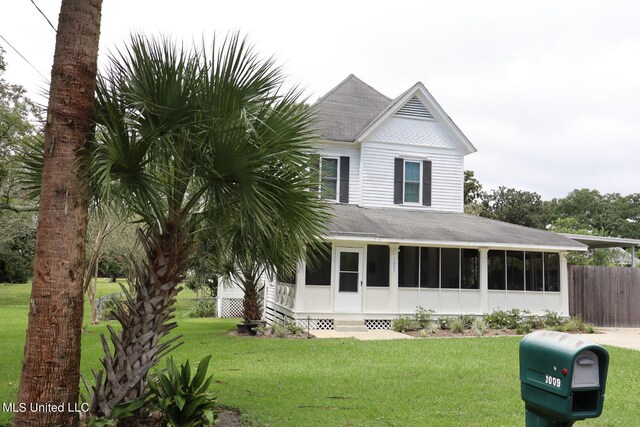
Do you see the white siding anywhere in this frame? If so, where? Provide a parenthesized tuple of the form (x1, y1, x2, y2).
(367, 116, 459, 149)
(360, 141, 464, 212)
(312, 143, 361, 205)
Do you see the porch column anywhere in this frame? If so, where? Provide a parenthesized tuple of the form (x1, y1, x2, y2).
(389, 244, 400, 313)
(559, 252, 569, 316)
(479, 248, 489, 314)
(294, 261, 305, 312)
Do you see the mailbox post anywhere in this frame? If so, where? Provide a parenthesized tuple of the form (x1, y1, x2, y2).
(520, 330, 609, 426)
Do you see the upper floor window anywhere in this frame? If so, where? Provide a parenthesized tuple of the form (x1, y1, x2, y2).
(315, 155, 350, 203)
(320, 158, 338, 200)
(404, 161, 421, 203)
(394, 158, 432, 206)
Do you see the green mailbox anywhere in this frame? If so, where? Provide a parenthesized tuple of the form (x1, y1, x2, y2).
(520, 330, 609, 426)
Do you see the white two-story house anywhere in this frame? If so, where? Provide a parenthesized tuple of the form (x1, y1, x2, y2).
(218, 74, 586, 330)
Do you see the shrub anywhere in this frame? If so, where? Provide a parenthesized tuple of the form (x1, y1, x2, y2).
(471, 318, 488, 337)
(542, 310, 564, 328)
(148, 356, 217, 427)
(185, 298, 216, 318)
(483, 309, 523, 329)
(516, 323, 532, 335)
(392, 316, 421, 332)
(459, 315, 475, 330)
(286, 321, 304, 335)
(98, 294, 127, 321)
(271, 322, 287, 338)
(553, 316, 588, 332)
(450, 317, 465, 334)
(436, 316, 455, 330)
(415, 306, 434, 328)
(419, 323, 438, 336)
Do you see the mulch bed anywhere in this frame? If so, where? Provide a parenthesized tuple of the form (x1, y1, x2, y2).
(228, 330, 314, 339)
(403, 328, 521, 338)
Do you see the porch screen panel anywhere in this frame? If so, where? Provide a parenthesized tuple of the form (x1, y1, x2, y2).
(488, 250, 506, 290)
(305, 243, 331, 285)
(420, 247, 439, 288)
(367, 245, 389, 287)
(398, 246, 419, 287)
(544, 253, 560, 292)
(506, 251, 525, 291)
(526, 252, 543, 291)
(461, 249, 480, 289)
(441, 248, 460, 289)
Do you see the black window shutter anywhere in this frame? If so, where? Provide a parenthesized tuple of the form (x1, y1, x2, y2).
(422, 160, 432, 206)
(339, 156, 350, 203)
(394, 158, 404, 204)
(310, 154, 320, 193)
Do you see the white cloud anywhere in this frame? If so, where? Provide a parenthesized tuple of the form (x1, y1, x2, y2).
(1, 0, 638, 199)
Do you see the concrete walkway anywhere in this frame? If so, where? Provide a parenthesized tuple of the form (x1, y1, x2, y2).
(574, 328, 640, 351)
(310, 327, 640, 350)
(310, 329, 414, 340)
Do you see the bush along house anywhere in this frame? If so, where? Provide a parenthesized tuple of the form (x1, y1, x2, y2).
(217, 74, 586, 330)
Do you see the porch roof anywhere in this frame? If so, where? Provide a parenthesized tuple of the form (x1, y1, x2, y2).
(327, 204, 587, 251)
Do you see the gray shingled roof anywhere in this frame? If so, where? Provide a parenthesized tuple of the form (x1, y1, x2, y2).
(311, 74, 391, 142)
(327, 204, 586, 250)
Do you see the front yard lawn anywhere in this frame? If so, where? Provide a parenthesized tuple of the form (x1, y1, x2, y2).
(1, 282, 639, 426)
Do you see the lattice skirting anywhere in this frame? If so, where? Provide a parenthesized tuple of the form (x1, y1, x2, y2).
(219, 298, 244, 318)
(294, 318, 334, 330)
(365, 319, 392, 330)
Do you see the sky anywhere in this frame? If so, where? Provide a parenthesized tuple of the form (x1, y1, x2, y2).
(1, 0, 638, 200)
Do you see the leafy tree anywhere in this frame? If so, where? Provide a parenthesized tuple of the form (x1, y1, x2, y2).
(0, 48, 40, 283)
(463, 170, 483, 205)
(480, 186, 549, 229)
(549, 189, 640, 240)
(548, 217, 617, 266)
(88, 34, 328, 416)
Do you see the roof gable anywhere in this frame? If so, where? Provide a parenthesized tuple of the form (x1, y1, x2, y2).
(311, 74, 390, 142)
(358, 82, 477, 155)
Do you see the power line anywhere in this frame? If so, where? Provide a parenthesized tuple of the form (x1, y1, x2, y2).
(29, 0, 57, 33)
(0, 33, 50, 83)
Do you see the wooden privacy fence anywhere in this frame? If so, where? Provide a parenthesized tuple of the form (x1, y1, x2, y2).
(569, 265, 640, 327)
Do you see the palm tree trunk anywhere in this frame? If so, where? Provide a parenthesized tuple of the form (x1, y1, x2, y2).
(91, 220, 190, 417)
(242, 274, 263, 322)
(14, 1, 102, 426)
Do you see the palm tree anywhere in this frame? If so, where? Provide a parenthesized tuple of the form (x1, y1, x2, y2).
(14, 1, 102, 426)
(89, 34, 328, 416)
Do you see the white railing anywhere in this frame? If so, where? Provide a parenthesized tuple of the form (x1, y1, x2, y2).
(276, 281, 296, 309)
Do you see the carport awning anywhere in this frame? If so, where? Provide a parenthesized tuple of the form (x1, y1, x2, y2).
(559, 234, 640, 249)
(560, 233, 640, 267)
(327, 204, 587, 251)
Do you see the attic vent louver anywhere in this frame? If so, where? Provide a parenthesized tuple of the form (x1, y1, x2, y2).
(396, 96, 434, 119)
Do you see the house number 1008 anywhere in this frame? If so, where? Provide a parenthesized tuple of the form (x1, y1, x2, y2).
(545, 374, 562, 388)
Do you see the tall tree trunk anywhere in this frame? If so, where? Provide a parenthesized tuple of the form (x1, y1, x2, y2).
(14, 1, 102, 426)
(91, 220, 191, 417)
(242, 272, 263, 322)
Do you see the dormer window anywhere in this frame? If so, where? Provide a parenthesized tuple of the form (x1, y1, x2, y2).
(394, 158, 432, 207)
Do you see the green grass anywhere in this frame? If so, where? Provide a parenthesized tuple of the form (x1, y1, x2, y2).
(1, 282, 640, 426)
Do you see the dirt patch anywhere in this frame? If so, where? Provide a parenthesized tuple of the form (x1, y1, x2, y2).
(215, 408, 243, 427)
